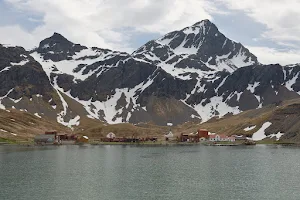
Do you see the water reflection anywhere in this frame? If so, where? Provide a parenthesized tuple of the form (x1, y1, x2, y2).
(1, 145, 300, 200)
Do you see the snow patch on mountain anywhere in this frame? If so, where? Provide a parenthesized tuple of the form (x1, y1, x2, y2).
(230, 48, 255, 68)
(68, 115, 81, 127)
(215, 76, 228, 93)
(254, 95, 261, 103)
(37, 64, 157, 124)
(173, 43, 198, 55)
(64, 73, 156, 124)
(285, 72, 299, 91)
(252, 122, 272, 141)
(244, 125, 256, 131)
(183, 96, 240, 123)
(247, 82, 260, 93)
(0, 88, 14, 110)
(286, 63, 300, 68)
(11, 59, 29, 66)
(31, 48, 128, 82)
(28, 57, 74, 127)
(0, 67, 11, 73)
(9, 97, 22, 103)
(34, 113, 42, 118)
(269, 132, 284, 141)
(157, 61, 211, 80)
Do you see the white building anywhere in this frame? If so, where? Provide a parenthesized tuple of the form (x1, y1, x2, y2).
(209, 134, 235, 142)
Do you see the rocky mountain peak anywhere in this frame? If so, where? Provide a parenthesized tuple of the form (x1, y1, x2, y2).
(52, 32, 68, 39)
(188, 19, 218, 34)
(158, 19, 220, 51)
(38, 32, 73, 49)
(36, 33, 87, 62)
(133, 20, 258, 77)
(192, 19, 213, 26)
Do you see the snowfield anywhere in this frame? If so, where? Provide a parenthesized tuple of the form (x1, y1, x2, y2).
(244, 125, 256, 131)
(252, 122, 272, 141)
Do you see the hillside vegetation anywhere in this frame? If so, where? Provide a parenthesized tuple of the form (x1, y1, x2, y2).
(2, 98, 300, 143)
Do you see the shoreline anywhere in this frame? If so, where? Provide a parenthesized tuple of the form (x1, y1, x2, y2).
(1, 141, 299, 147)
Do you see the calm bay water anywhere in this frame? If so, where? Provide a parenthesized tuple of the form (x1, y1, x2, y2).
(1, 144, 300, 200)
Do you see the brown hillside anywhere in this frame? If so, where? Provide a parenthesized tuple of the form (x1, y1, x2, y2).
(0, 109, 70, 142)
(2, 98, 300, 143)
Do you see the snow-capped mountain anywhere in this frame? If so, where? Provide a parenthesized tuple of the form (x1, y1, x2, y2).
(29, 32, 199, 126)
(133, 19, 258, 80)
(1, 20, 300, 127)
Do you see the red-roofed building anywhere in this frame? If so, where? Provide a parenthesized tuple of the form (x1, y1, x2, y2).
(198, 129, 209, 139)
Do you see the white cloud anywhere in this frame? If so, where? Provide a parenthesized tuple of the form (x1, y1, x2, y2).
(1, 0, 300, 66)
(2, 0, 215, 52)
(0, 25, 36, 48)
(219, 0, 300, 46)
(248, 46, 300, 65)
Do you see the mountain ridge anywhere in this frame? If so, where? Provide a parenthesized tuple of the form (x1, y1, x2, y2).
(133, 19, 258, 76)
(1, 19, 300, 128)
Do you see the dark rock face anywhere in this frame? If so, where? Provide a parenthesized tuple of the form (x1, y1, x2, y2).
(131, 96, 200, 126)
(174, 58, 211, 70)
(0, 44, 76, 123)
(36, 33, 87, 62)
(137, 70, 196, 103)
(216, 64, 299, 108)
(238, 90, 259, 111)
(0, 45, 53, 100)
(59, 58, 160, 102)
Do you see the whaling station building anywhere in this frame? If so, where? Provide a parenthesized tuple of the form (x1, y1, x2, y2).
(34, 131, 88, 145)
(179, 129, 236, 143)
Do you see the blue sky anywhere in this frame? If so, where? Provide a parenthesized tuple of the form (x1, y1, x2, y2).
(0, 0, 300, 65)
